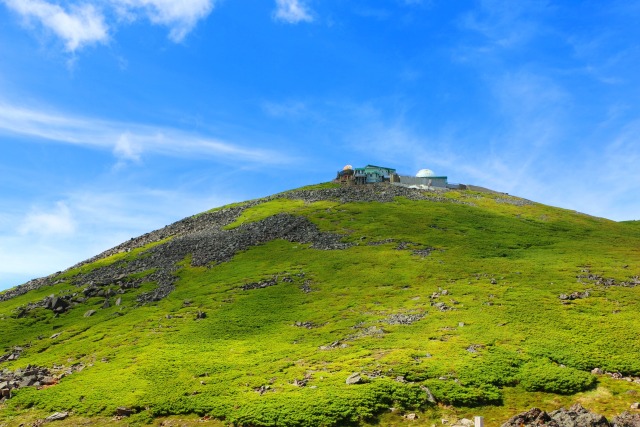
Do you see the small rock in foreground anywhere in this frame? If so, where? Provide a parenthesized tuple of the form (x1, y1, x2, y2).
(45, 412, 68, 422)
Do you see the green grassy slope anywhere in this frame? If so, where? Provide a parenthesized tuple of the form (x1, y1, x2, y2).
(1, 183, 640, 426)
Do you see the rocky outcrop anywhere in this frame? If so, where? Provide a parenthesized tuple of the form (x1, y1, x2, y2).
(501, 404, 610, 427)
(612, 412, 640, 427)
(0, 203, 262, 303)
(385, 312, 426, 325)
(560, 291, 590, 301)
(0, 363, 85, 402)
(242, 272, 306, 291)
(7, 212, 350, 310)
(1, 366, 55, 401)
(14, 293, 77, 317)
(577, 267, 640, 288)
(131, 213, 349, 302)
(0, 346, 25, 363)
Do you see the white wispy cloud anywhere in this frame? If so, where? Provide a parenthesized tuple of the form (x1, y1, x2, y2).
(460, 0, 549, 49)
(3, 0, 316, 51)
(2, 0, 108, 51)
(273, 0, 313, 24)
(262, 100, 310, 119)
(18, 201, 76, 236)
(0, 101, 292, 165)
(113, 132, 142, 162)
(1, 0, 215, 51)
(111, 0, 215, 42)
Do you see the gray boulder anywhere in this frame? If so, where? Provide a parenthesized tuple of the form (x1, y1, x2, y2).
(346, 372, 364, 385)
(501, 408, 559, 427)
(612, 412, 640, 427)
(45, 412, 69, 422)
(550, 404, 609, 427)
(502, 405, 609, 427)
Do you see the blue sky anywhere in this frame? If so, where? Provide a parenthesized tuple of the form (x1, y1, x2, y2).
(1, 0, 639, 290)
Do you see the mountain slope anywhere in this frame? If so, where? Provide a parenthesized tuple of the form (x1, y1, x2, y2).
(1, 183, 640, 426)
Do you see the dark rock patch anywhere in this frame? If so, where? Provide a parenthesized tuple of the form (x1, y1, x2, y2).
(577, 267, 640, 288)
(282, 183, 468, 205)
(495, 197, 534, 206)
(560, 291, 590, 301)
(319, 340, 348, 350)
(345, 372, 364, 385)
(432, 301, 453, 312)
(366, 238, 395, 246)
(346, 326, 385, 341)
(502, 404, 610, 427)
(242, 272, 307, 291)
(116, 407, 135, 417)
(0, 363, 83, 402)
(242, 277, 278, 291)
(0, 346, 26, 363)
(466, 344, 484, 353)
(386, 313, 426, 325)
(293, 321, 317, 329)
(13, 293, 81, 318)
(612, 412, 640, 427)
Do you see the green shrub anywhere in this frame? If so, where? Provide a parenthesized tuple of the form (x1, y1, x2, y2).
(458, 347, 524, 387)
(389, 382, 431, 409)
(518, 361, 597, 394)
(423, 380, 502, 406)
(396, 364, 433, 382)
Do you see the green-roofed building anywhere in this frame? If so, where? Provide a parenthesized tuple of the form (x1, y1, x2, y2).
(353, 164, 397, 184)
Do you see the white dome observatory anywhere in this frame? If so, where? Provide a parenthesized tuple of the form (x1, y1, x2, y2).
(416, 169, 435, 178)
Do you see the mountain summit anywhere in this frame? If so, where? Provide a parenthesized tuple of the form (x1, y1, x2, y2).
(1, 183, 640, 426)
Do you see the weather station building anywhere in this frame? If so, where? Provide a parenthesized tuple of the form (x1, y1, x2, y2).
(335, 164, 450, 189)
(336, 164, 396, 184)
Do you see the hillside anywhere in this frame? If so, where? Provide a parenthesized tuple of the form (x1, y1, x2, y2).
(1, 182, 640, 427)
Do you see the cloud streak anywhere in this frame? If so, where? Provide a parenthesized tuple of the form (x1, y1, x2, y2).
(0, 101, 292, 165)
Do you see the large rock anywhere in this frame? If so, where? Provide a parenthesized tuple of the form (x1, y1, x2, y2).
(501, 407, 559, 427)
(45, 412, 69, 422)
(502, 405, 609, 427)
(550, 404, 609, 427)
(612, 412, 640, 427)
(116, 407, 134, 417)
(346, 372, 364, 385)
